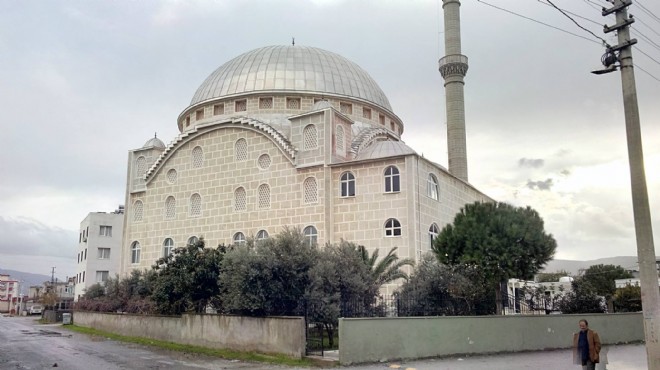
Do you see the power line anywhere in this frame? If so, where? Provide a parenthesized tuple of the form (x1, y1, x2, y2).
(475, 0, 602, 45)
(634, 16, 660, 38)
(546, 0, 611, 46)
(632, 27, 660, 52)
(536, 0, 603, 26)
(635, 1, 660, 24)
(635, 63, 660, 82)
(634, 46, 660, 67)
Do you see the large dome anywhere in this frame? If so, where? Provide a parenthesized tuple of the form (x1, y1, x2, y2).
(190, 45, 392, 112)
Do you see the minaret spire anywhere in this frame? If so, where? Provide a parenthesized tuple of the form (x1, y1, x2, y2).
(439, 0, 469, 181)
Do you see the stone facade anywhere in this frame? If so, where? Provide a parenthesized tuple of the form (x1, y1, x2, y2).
(120, 46, 492, 292)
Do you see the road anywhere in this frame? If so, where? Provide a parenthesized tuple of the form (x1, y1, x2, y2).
(0, 314, 647, 369)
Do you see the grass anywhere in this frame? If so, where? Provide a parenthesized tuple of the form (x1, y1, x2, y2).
(62, 324, 321, 367)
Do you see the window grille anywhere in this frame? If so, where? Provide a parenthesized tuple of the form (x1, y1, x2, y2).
(165, 196, 176, 219)
(258, 184, 270, 209)
(303, 177, 318, 204)
(340, 102, 352, 115)
(385, 218, 402, 237)
(190, 193, 202, 216)
(303, 226, 318, 246)
(234, 187, 247, 211)
(235, 138, 248, 161)
(258, 154, 271, 169)
(287, 97, 301, 109)
(191, 146, 204, 168)
(167, 169, 178, 184)
(379, 114, 385, 125)
(133, 201, 143, 222)
(384, 166, 400, 193)
(259, 97, 273, 109)
(235, 99, 247, 112)
(213, 103, 224, 115)
(196, 109, 204, 120)
(303, 124, 318, 150)
(340, 172, 356, 197)
(336, 125, 344, 152)
(135, 156, 146, 177)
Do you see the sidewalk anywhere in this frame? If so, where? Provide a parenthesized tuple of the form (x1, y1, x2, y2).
(336, 344, 646, 370)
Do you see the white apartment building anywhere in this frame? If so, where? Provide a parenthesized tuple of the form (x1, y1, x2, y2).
(74, 206, 124, 300)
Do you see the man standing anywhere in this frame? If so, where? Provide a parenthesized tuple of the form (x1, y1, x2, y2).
(573, 319, 601, 370)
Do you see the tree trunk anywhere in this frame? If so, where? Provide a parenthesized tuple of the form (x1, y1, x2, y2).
(495, 283, 503, 315)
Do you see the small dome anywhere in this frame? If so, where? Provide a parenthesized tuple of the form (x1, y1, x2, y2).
(311, 99, 333, 111)
(190, 45, 392, 112)
(143, 135, 165, 149)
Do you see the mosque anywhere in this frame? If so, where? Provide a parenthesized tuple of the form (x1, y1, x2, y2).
(119, 0, 489, 276)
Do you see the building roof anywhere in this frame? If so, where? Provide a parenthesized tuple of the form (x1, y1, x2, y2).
(143, 136, 166, 149)
(189, 45, 392, 112)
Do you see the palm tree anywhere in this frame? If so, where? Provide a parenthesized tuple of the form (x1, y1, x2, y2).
(358, 246, 415, 289)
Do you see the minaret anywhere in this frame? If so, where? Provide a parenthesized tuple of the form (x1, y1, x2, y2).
(439, 0, 469, 181)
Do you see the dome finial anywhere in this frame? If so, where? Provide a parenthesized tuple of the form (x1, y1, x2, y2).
(154, 132, 157, 138)
(292, 37, 295, 46)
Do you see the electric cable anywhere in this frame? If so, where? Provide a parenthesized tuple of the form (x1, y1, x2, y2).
(632, 27, 660, 52)
(634, 1, 660, 24)
(536, 0, 603, 26)
(634, 63, 660, 82)
(634, 46, 660, 67)
(546, 0, 611, 46)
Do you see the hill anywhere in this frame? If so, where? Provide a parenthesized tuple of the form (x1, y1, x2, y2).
(542, 256, 644, 276)
(0, 268, 52, 292)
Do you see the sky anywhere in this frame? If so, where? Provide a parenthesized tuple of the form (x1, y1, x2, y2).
(1, 0, 658, 280)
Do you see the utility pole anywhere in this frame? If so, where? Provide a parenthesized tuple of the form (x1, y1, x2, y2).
(595, 0, 660, 367)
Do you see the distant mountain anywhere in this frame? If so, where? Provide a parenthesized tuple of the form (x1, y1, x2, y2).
(542, 256, 645, 276)
(0, 268, 52, 291)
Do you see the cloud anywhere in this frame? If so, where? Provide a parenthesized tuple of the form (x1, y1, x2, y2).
(518, 158, 544, 168)
(0, 216, 76, 259)
(526, 178, 553, 191)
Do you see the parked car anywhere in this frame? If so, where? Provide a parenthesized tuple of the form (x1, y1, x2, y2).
(29, 305, 43, 315)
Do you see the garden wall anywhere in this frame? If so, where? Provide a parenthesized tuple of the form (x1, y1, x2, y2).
(339, 313, 643, 365)
(74, 311, 306, 358)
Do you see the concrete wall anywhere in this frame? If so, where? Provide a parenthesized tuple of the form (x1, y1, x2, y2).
(74, 312, 305, 358)
(339, 313, 644, 365)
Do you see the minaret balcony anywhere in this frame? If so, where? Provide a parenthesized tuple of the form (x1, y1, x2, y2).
(439, 54, 469, 79)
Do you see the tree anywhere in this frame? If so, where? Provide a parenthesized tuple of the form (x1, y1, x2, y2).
(613, 284, 642, 312)
(536, 270, 571, 283)
(151, 237, 225, 315)
(432, 201, 557, 314)
(358, 245, 414, 295)
(556, 279, 606, 314)
(579, 264, 633, 299)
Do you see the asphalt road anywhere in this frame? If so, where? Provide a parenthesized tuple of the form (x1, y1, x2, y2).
(0, 314, 648, 370)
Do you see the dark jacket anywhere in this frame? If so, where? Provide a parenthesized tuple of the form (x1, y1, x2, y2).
(573, 329, 601, 364)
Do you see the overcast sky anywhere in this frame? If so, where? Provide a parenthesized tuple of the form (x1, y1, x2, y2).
(1, 0, 658, 280)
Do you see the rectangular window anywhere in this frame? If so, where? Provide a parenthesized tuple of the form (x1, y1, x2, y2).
(99, 225, 112, 237)
(379, 114, 385, 125)
(259, 97, 273, 109)
(235, 99, 247, 112)
(82, 271, 85, 283)
(362, 107, 372, 119)
(286, 97, 301, 109)
(196, 109, 204, 120)
(185, 116, 190, 127)
(84, 248, 87, 260)
(213, 103, 224, 115)
(340, 102, 352, 115)
(96, 271, 109, 283)
(97, 248, 111, 259)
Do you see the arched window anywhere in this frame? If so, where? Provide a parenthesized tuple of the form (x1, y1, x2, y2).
(429, 223, 440, 248)
(233, 232, 246, 245)
(384, 218, 402, 237)
(131, 241, 141, 264)
(303, 177, 318, 204)
(167, 169, 178, 184)
(163, 238, 174, 257)
(303, 124, 318, 150)
(303, 226, 318, 246)
(234, 187, 246, 211)
(336, 125, 345, 152)
(340, 172, 356, 197)
(258, 154, 271, 170)
(384, 166, 400, 193)
(135, 156, 146, 177)
(257, 229, 269, 241)
(165, 196, 176, 219)
(187, 236, 199, 246)
(235, 138, 248, 161)
(133, 200, 144, 222)
(191, 146, 204, 168)
(189, 193, 201, 216)
(258, 184, 270, 209)
(427, 174, 439, 200)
